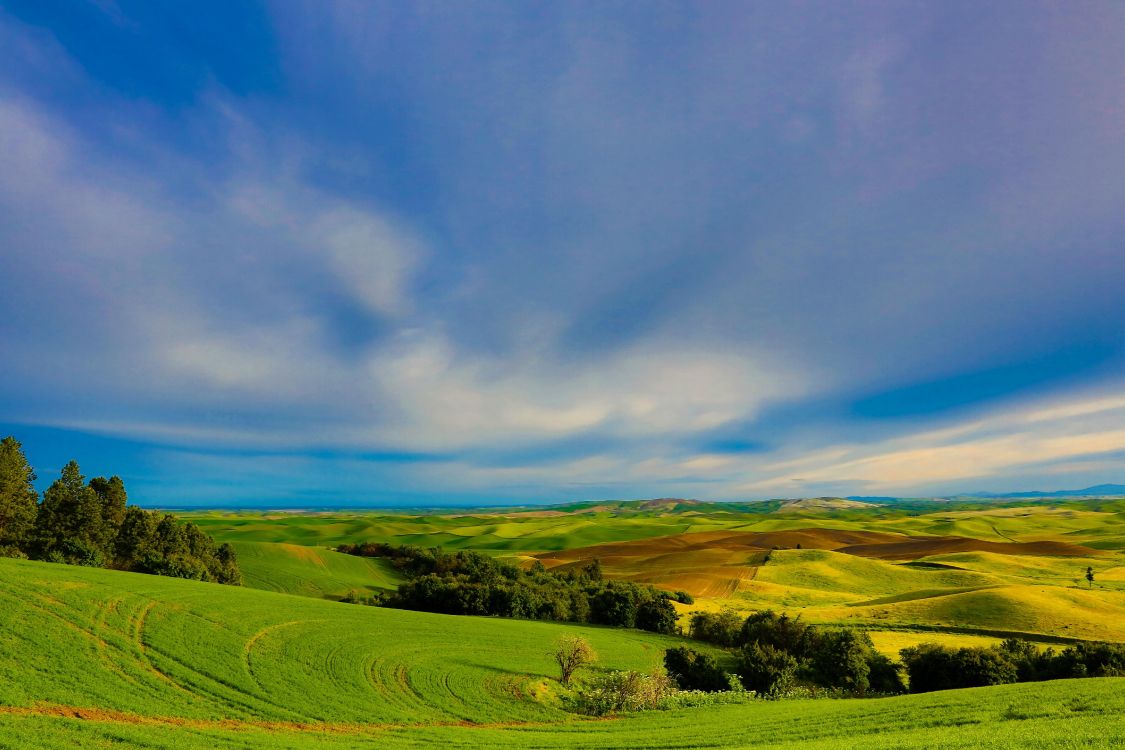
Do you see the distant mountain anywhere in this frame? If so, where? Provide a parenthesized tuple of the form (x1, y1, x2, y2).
(967, 484, 1125, 499)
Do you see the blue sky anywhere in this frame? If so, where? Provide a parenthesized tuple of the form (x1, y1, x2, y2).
(2, 1, 1125, 506)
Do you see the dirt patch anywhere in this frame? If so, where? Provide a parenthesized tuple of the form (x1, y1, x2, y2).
(0, 702, 610, 735)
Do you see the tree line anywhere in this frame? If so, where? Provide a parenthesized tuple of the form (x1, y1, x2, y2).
(337, 542, 682, 633)
(0, 436, 240, 584)
(681, 609, 904, 696)
(675, 608, 1125, 697)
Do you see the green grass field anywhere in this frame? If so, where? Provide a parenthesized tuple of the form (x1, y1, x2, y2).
(1, 557, 1123, 749)
(229, 541, 404, 599)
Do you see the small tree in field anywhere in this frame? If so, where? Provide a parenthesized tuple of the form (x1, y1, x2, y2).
(554, 635, 596, 686)
(1086, 567, 1095, 588)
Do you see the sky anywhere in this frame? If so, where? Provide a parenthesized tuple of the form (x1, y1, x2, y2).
(2, 1, 1125, 507)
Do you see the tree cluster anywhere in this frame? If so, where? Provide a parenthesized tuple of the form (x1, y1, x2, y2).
(338, 543, 680, 633)
(902, 638, 1125, 693)
(687, 609, 905, 696)
(0, 437, 240, 585)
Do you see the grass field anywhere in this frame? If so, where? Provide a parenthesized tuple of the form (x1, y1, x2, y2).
(229, 541, 403, 599)
(1, 557, 1123, 749)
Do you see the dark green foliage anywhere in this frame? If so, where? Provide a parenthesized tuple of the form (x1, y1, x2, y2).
(737, 642, 798, 696)
(669, 590, 694, 605)
(35, 461, 106, 561)
(664, 646, 730, 692)
(805, 629, 872, 694)
(0, 436, 39, 551)
(866, 651, 907, 694)
(899, 639, 1125, 694)
(689, 609, 744, 647)
(1052, 641, 1125, 678)
(691, 609, 902, 696)
(635, 597, 679, 635)
(741, 611, 813, 657)
(88, 476, 127, 549)
(115, 505, 157, 567)
(0, 444, 240, 586)
(340, 544, 676, 632)
(900, 643, 1018, 693)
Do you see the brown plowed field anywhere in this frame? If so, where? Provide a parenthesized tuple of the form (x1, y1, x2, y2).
(534, 528, 1102, 598)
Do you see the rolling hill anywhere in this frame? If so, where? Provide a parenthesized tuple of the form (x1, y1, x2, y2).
(0, 557, 1122, 749)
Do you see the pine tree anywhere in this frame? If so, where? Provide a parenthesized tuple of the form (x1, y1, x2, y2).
(115, 505, 157, 568)
(88, 476, 128, 553)
(34, 460, 105, 564)
(0, 436, 39, 552)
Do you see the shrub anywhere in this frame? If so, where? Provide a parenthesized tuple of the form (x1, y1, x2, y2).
(805, 629, 872, 694)
(570, 669, 677, 715)
(664, 647, 731, 692)
(737, 642, 799, 697)
(689, 609, 744, 647)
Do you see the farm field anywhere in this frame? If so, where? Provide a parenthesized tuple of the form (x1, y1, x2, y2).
(184, 498, 1125, 649)
(0, 556, 1123, 749)
(229, 541, 403, 600)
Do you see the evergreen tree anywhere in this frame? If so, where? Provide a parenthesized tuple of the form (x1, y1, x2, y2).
(34, 461, 105, 564)
(114, 505, 157, 568)
(88, 476, 127, 551)
(0, 436, 39, 552)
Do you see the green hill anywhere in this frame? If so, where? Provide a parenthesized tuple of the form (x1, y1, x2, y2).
(230, 541, 403, 599)
(0, 558, 1123, 748)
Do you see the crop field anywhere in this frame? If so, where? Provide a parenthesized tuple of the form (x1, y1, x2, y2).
(229, 541, 404, 599)
(176, 500, 1125, 651)
(1, 557, 1123, 749)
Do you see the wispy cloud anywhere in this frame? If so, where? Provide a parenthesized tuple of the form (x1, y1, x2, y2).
(2, 3, 1125, 504)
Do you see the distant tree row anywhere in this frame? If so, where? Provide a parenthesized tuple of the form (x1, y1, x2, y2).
(337, 542, 681, 633)
(902, 639, 1125, 692)
(682, 606, 1125, 697)
(684, 609, 904, 696)
(0, 436, 240, 585)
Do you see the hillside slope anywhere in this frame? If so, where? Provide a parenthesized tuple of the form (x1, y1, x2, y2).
(230, 541, 403, 599)
(0, 559, 1123, 748)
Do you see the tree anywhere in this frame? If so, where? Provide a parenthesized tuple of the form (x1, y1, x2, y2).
(88, 476, 127, 547)
(34, 460, 105, 562)
(554, 635, 596, 686)
(664, 646, 729, 692)
(115, 505, 157, 568)
(806, 629, 872, 693)
(0, 436, 39, 552)
(1086, 567, 1095, 588)
(737, 641, 798, 696)
(635, 596, 678, 634)
(689, 609, 744, 647)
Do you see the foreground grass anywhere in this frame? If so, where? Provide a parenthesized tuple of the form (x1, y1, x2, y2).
(0, 678, 1121, 748)
(1, 557, 1123, 748)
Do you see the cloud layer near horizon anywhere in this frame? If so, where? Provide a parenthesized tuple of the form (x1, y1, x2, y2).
(2, 1, 1125, 505)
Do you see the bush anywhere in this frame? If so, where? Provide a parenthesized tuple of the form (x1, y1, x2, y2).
(664, 647, 731, 692)
(741, 610, 812, 657)
(805, 629, 873, 694)
(737, 642, 799, 697)
(689, 609, 744, 647)
(636, 597, 679, 634)
(570, 669, 677, 715)
(866, 651, 907, 694)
